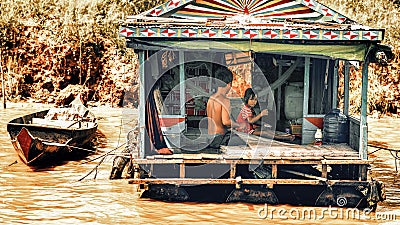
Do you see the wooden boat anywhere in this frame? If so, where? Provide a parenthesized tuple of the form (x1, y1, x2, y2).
(7, 97, 98, 167)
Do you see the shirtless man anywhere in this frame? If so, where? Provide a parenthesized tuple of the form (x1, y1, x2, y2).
(206, 67, 245, 148)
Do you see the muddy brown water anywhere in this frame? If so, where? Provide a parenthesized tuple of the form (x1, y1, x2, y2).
(0, 103, 399, 224)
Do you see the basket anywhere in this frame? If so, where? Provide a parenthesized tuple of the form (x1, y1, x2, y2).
(290, 124, 302, 136)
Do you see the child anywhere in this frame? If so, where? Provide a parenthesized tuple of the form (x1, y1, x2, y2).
(236, 88, 295, 142)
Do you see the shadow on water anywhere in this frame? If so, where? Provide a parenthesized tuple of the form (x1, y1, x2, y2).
(95, 129, 108, 148)
(27, 143, 98, 171)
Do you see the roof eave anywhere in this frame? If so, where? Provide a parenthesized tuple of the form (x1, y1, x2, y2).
(120, 25, 385, 42)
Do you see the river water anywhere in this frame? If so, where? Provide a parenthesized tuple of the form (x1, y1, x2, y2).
(0, 103, 399, 224)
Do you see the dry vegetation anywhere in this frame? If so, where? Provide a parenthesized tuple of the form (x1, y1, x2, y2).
(320, 0, 400, 116)
(0, 0, 164, 106)
(0, 0, 399, 115)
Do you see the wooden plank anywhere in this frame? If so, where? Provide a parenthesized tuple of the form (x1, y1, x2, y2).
(180, 163, 185, 178)
(31, 118, 77, 128)
(134, 159, 248, 164)
(230, 162, 236, 178)
(323, 156, 360, 160)
(321, 159, 371, 165)
(134, 157, 369, 166)
(128, 178, 369, 186)
(349, 117, 361, 151)
(280, 169, 327, 181)
(222, 145, 358, 158)
(269, 157, 324, 161)
(359, 165, 367, 181)
(248, 159, 317, 164)
(272, 164, 278, 178)
(129, 178, 321, 185)
(150, 163, 154, 177)
(134, 159, 320, 165)
(321, 164, 328, 179)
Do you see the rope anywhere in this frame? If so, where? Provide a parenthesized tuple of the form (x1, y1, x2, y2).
(389, 150, 400, 160)
(80, 142, 126, 164)
(367, 144, 400, 155)
(368, 148, 382, 155)
(368, 144, 400, 172)
(8, 160, 18, 166)
(77, 142, 127, 181)
(3, 160, 18, 169)
(78, 156, 106, 181)
(78, 116, 137, 181)
(41, 141, 98, 153)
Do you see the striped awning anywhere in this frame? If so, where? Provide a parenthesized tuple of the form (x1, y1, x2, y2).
(145, 0, 348, 23)
(120, 0, 385, 60)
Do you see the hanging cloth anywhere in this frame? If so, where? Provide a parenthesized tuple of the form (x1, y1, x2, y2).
(145, 88, 170, 154)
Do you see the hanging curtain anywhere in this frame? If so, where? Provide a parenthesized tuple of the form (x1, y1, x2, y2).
(145, 87, 168, 151)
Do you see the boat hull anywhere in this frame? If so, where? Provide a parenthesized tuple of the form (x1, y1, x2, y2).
(134, 181, 383, 210)
(7, 110, 98, 167)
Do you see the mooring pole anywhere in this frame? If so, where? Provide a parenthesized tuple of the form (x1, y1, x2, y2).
(0, 49, 6, 109)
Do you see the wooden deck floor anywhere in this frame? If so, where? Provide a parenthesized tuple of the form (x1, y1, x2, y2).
(143, 143, 360, 162)
(147, 132, 360, 162)
(133, 132, 369, 184)
(221, 140, 359, 159)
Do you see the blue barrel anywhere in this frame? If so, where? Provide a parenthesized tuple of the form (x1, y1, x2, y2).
(323, 109, 349, 143)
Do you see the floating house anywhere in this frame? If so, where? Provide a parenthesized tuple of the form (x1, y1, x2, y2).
(115, 0, 391, 208)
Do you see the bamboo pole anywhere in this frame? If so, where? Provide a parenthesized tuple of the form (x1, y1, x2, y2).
(0, 49, 6, 109)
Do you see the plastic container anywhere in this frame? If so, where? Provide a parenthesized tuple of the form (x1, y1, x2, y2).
(314, 129, 323, 146)
(284, 82, 304, 120)
(322, 109, 349, 144)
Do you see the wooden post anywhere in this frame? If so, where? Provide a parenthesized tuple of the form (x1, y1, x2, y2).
(179, 51, 185, 116)
(230, 162, 236, 178)
(321, 164, 328, 179)
(276, 61, 282, 121)
(359, 165, 367, 181)
(271, 164, 278, 179)
(360, 60, 369, 160)
(150, 163, 154, 177)
(302, 57, 310, 144)
(180, 163, 185, 178)
(332, 60, 339, 109)
(343, 61, 350, 116)
(0, 50, 6, 109)
(138, 50, 145, 158)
